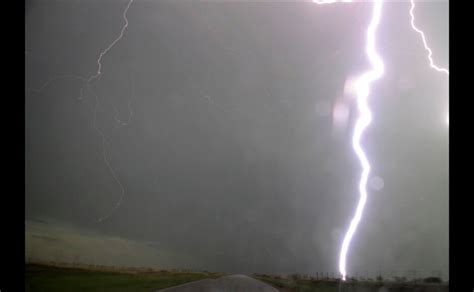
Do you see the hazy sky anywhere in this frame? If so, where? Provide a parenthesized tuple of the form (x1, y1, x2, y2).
(25, 0, 448, 278)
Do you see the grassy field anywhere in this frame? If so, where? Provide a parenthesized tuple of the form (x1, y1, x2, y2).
(25, 263, 449, 292)
(253, 274, 449, 292)
(25, 263, 223, 292)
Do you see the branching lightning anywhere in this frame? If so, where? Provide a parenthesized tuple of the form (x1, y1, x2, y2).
(337, 0, 384, 281)
(314, 0, 446, 280)
(409, 0, 449, 125)
(29, 0, 136, 223)
(26, 74, 87, 93)
(409, 0, 449, 75)
(26, 0, 447, 275)
(82, 0, 135, 222)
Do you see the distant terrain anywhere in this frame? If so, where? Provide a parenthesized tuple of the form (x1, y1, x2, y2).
(254, 273, 449, 292)
(25, 262, 223, 292)
(26, 262, 448, 292)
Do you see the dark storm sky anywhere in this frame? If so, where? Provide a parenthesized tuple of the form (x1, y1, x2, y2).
(25, 0, 448, 277)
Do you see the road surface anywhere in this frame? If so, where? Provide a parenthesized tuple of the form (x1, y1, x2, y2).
(156, 274, 279, 292)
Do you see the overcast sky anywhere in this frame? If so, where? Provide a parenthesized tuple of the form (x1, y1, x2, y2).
(25, 0, 448, 278)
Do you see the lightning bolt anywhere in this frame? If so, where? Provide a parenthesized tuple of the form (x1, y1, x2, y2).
(311, 0, 384, 281)
(409, 0, 449, 75)
(334, 0, 384, 281)
(26, 0, 447, 275)
(409, 0, 449, 125)
(81, 0, 135, 222)
(27, 0, 135, 223)
(317, 0, 447, 280)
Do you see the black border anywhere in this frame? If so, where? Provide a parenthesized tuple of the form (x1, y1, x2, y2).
(449, 0, 472, 291)
(2, 0, 26, 291)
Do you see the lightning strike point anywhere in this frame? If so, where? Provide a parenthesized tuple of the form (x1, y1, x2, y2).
(338, 0, 384, 281)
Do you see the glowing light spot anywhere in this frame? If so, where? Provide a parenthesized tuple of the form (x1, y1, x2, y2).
(332, 99, 350, 134)
(343, 76, 359, 98)
(369, 176, 384, 191)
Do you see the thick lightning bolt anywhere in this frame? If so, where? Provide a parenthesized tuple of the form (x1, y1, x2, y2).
(338, 0, 384, 281)
(313, 0, 447, 279)
(409, 0, 449, 125)
(26, 0, 446, 275)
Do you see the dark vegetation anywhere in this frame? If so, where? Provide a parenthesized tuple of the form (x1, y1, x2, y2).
(25, 262, 223, 292)
(25, 261, 448, 292)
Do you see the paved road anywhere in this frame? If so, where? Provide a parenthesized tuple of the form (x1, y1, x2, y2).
(156, 274, 279, 292)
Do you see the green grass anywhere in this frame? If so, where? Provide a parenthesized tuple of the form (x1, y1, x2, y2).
(26, 263, 223, 292)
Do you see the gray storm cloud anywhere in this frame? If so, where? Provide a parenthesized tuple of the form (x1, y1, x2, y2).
(26, 0, 448, 279)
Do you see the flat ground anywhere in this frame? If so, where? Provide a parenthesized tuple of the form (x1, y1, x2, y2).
(25, 263, 223, 292)
(157, 274, 278, 291)
(25, 263, 449, 292)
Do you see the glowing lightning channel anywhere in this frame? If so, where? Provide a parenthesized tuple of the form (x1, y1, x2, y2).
(409, 0, 449, 75)
(338, 0, 384, 281)
(409, 0, 449, 125)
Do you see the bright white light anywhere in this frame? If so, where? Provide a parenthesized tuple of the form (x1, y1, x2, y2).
(409, 0, 449, 75)
(344, 76, 359, 98)
(313, 0, 352, 4)
(409, 0, 449, 126)
(338, 0, 384, 281)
